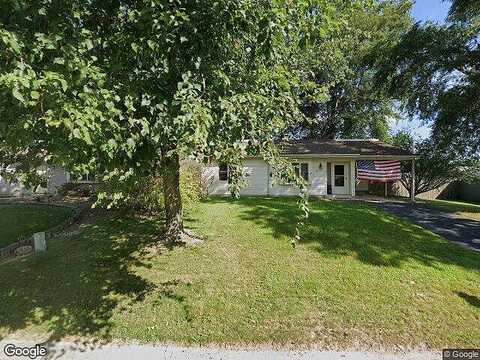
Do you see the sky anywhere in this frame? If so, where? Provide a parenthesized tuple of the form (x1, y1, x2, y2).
(411, 0, 450, 23)
(389, 0, 451, 140)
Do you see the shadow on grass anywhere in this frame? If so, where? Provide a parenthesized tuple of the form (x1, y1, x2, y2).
(0, 203, 74, 248)
(152, 280, 193, 323)
(455, 291, 480, 309)
(205, 197, 480, 270)
(0, 212, 165, 353)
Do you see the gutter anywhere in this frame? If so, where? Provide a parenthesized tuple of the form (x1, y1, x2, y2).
(244, 154, 416, 161)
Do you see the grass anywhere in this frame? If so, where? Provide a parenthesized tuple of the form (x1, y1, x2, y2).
(420, 199, 480, 221)
(0, 197, 479, 349)
(0, 203, 74, 248)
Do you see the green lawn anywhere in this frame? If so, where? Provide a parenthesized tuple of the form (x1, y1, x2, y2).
(420, 199, 480, 221)
(0, 203, 74, 248)
(0, 198, 479, 349)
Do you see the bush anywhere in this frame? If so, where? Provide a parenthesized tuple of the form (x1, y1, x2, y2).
(95, 161, 204, 215)
(58, 182, 95, 197)
(180, 160, 204, 207)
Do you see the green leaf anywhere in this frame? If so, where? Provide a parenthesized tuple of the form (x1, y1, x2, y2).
(30, 91, 40, 100)
(72, 128, 81, 139)
(1, 30, 21, 54)
(83, 130, 92, 145)
(12, 88, 25, 103)
(108, 138, 118, 149)
(147, 40, 156, 50)
(60, 79, 68, 92)
(85, 39, 94, 50)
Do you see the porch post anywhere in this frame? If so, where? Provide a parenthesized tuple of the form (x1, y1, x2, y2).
(410, 158, 416, 202)
(350, 160, 356, 197)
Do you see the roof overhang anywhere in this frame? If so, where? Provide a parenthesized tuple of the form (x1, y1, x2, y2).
(282, 154, 416, 160)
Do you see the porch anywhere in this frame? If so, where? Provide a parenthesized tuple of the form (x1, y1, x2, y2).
(325, 157, 416, 201)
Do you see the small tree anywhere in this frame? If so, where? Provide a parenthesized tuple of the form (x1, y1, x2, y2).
(392, 132, 479, 197)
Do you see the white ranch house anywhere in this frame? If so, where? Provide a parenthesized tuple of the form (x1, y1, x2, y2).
(0, 139, 416, 199)
(203, 139, 416, 199)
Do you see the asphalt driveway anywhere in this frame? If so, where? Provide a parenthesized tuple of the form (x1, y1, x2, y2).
(374, 201, 480, 252)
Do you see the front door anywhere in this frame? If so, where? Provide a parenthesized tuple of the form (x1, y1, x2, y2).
(332, 163, 348, 195)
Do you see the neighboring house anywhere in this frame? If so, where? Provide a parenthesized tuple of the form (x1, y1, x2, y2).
(203, 139, 416, 198)
(0, 165, 92, 197)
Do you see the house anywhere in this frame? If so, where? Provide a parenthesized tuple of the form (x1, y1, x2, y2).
(1, 139, 416, 199)
(202, 139, 416, 198)
(0, 165, 89, 197)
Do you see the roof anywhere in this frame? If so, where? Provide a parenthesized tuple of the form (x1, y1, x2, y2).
(278, 139, 414, 158)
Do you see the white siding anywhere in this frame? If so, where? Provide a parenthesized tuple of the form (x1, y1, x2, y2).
(47, 166, 70, 194)
(270, 158, 327, 196)
(203, 158, 329, 196)
(0, 165, 69, 197)
(0, 176, 31, 197)
(203, 159, 269, 196)
(309, 159, 328, 196)
(239, 160, 269, 196)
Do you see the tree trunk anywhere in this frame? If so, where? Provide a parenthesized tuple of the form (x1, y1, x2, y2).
(161, 153, 183, 243)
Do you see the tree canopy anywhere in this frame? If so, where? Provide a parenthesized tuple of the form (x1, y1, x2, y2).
(284, 0, 412, 140)
(377, 0, 480, 156)
(0, 0, 351, 242)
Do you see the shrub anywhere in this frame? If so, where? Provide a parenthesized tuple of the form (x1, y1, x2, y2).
(58, 182, 95, 197)
(180, 160, 204, 207)
(95, 161, 204, 215)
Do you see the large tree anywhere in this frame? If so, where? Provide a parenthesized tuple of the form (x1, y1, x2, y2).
(377, 0, 480, 156)
(285, 0, 412, 140)
(0, 0, 346, 242)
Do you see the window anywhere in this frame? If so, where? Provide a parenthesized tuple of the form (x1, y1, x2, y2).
(334, 164, 345, 187)
(292, 162, 309, 182)
(218, 164, 229, 181)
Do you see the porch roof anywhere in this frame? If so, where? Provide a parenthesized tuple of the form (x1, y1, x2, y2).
(279, 139, 414, 159)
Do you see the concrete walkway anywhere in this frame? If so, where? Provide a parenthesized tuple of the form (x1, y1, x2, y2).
(373, 201, 480, 252)
(0, 340, 441, 360)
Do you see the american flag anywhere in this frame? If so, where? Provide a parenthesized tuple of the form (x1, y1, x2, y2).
(357, 160, 401, 182)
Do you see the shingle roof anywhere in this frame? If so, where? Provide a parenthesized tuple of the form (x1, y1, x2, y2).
(279, 139, 414, 157)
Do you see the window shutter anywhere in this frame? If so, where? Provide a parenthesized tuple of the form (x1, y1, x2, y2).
(301, 163, 309, 181)
(219, 164, 228, 181)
